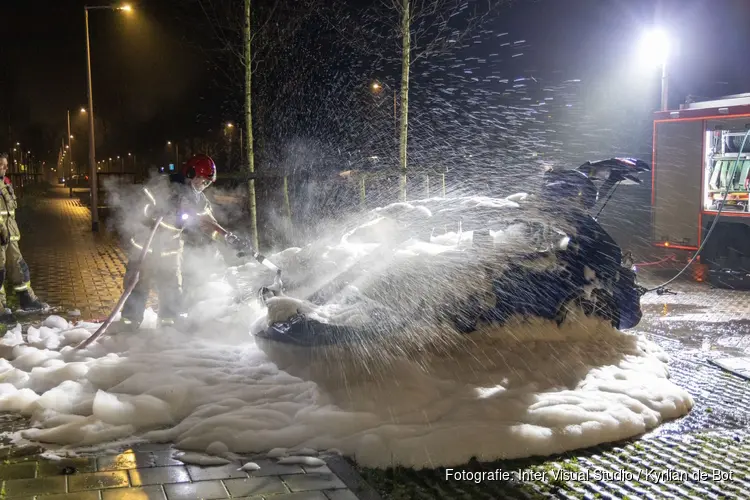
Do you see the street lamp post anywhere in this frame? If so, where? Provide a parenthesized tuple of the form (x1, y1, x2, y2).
(227, 122, 243, 163)
(371, 80, 399, 142)
(167, 141, 179, 167)
(67, 110, 73, 176)
(68, 107, 85, 177)
(84, 3, 132, 232)
(638, 28, 671, 112)
(660, 58, 669, 112)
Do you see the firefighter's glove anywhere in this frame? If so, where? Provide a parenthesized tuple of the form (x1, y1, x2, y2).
(225, 232, 242, 248)
(144, 203, 169, 222)
(226, 232, 254, 257)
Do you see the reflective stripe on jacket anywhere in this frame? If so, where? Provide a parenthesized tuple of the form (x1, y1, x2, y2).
(0, 179, 20, 244)
(130, 180, 213, 255)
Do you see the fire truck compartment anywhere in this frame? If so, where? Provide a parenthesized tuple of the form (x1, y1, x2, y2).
(653, 120, 703, 247)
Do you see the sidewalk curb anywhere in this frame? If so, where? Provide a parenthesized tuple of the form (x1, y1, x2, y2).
(324, 454, 383, 500)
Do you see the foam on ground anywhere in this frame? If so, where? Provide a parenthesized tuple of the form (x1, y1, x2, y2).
(0, 313, 692, 468)
(0, 195, 693, 468)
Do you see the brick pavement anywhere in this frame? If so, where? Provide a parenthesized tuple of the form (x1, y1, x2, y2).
(0, 438, 364, 500)
(15, 187, 127, 320)
(1, 187, 374, 499)
(0, 438, 365, 500)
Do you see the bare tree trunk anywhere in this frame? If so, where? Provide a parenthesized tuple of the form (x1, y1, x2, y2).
(398, 0, 410, 201)
(245, 0, 259, 250)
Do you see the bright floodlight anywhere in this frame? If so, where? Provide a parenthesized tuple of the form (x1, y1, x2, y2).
(119, 4, 132, 12)
(80, 107, 86, 113)
(639, 29, 670, 67)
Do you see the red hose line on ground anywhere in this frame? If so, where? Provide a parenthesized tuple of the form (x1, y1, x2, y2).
(634, 254, 678, 267)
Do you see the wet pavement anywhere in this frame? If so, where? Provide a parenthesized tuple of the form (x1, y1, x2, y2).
(0, 434, 369, 500)
(15, 187, 127, 320)
(4, 186, 750, 498)
(1, 187, 374, 500)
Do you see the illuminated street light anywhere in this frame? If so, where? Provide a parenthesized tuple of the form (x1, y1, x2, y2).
(118, 4, 132, 12)
(639, 28, 669, 67)
(167, 141, 172, 146)
(638, 28, 671, 111)
(226, 122, 234, 128)
(80, 107, 87, 113)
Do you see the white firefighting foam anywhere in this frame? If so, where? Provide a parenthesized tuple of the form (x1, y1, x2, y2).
(0, 196, 693, 468)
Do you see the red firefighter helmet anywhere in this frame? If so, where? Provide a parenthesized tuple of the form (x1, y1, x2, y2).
(182, 154, 217, 183)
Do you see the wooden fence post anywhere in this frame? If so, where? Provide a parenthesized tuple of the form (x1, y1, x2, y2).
(283, 175, 292, 222)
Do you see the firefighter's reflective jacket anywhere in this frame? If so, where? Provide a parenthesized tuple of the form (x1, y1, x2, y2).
(131, 174, 218, 257)
(0, 177, 20, 246)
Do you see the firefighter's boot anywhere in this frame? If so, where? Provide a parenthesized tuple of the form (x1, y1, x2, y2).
(0, 307, 16, 325)
(108, 318, 139, 335)
(18, 290, 47, 312)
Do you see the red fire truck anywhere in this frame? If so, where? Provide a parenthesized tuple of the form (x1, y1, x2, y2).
(652, 93, 750, 288)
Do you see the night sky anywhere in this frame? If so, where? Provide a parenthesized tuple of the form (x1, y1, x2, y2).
(3, 0, 750, 168)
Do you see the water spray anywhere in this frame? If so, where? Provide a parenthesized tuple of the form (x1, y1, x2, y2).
(240, 248, 280, 274)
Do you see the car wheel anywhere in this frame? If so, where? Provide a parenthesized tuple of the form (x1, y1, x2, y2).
(589, 289, 620, 327)
(555, 290, 619, 327)
(554, 293, 587, 326)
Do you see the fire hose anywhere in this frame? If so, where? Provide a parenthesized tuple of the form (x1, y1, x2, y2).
(74, 217, 283, 349)
(634, 254, 677, 267)
(75, 216, 164, 350)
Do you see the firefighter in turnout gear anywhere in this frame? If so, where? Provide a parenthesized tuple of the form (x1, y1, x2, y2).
(0, 153, 47, 324)
(114, 154, 247, 331)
